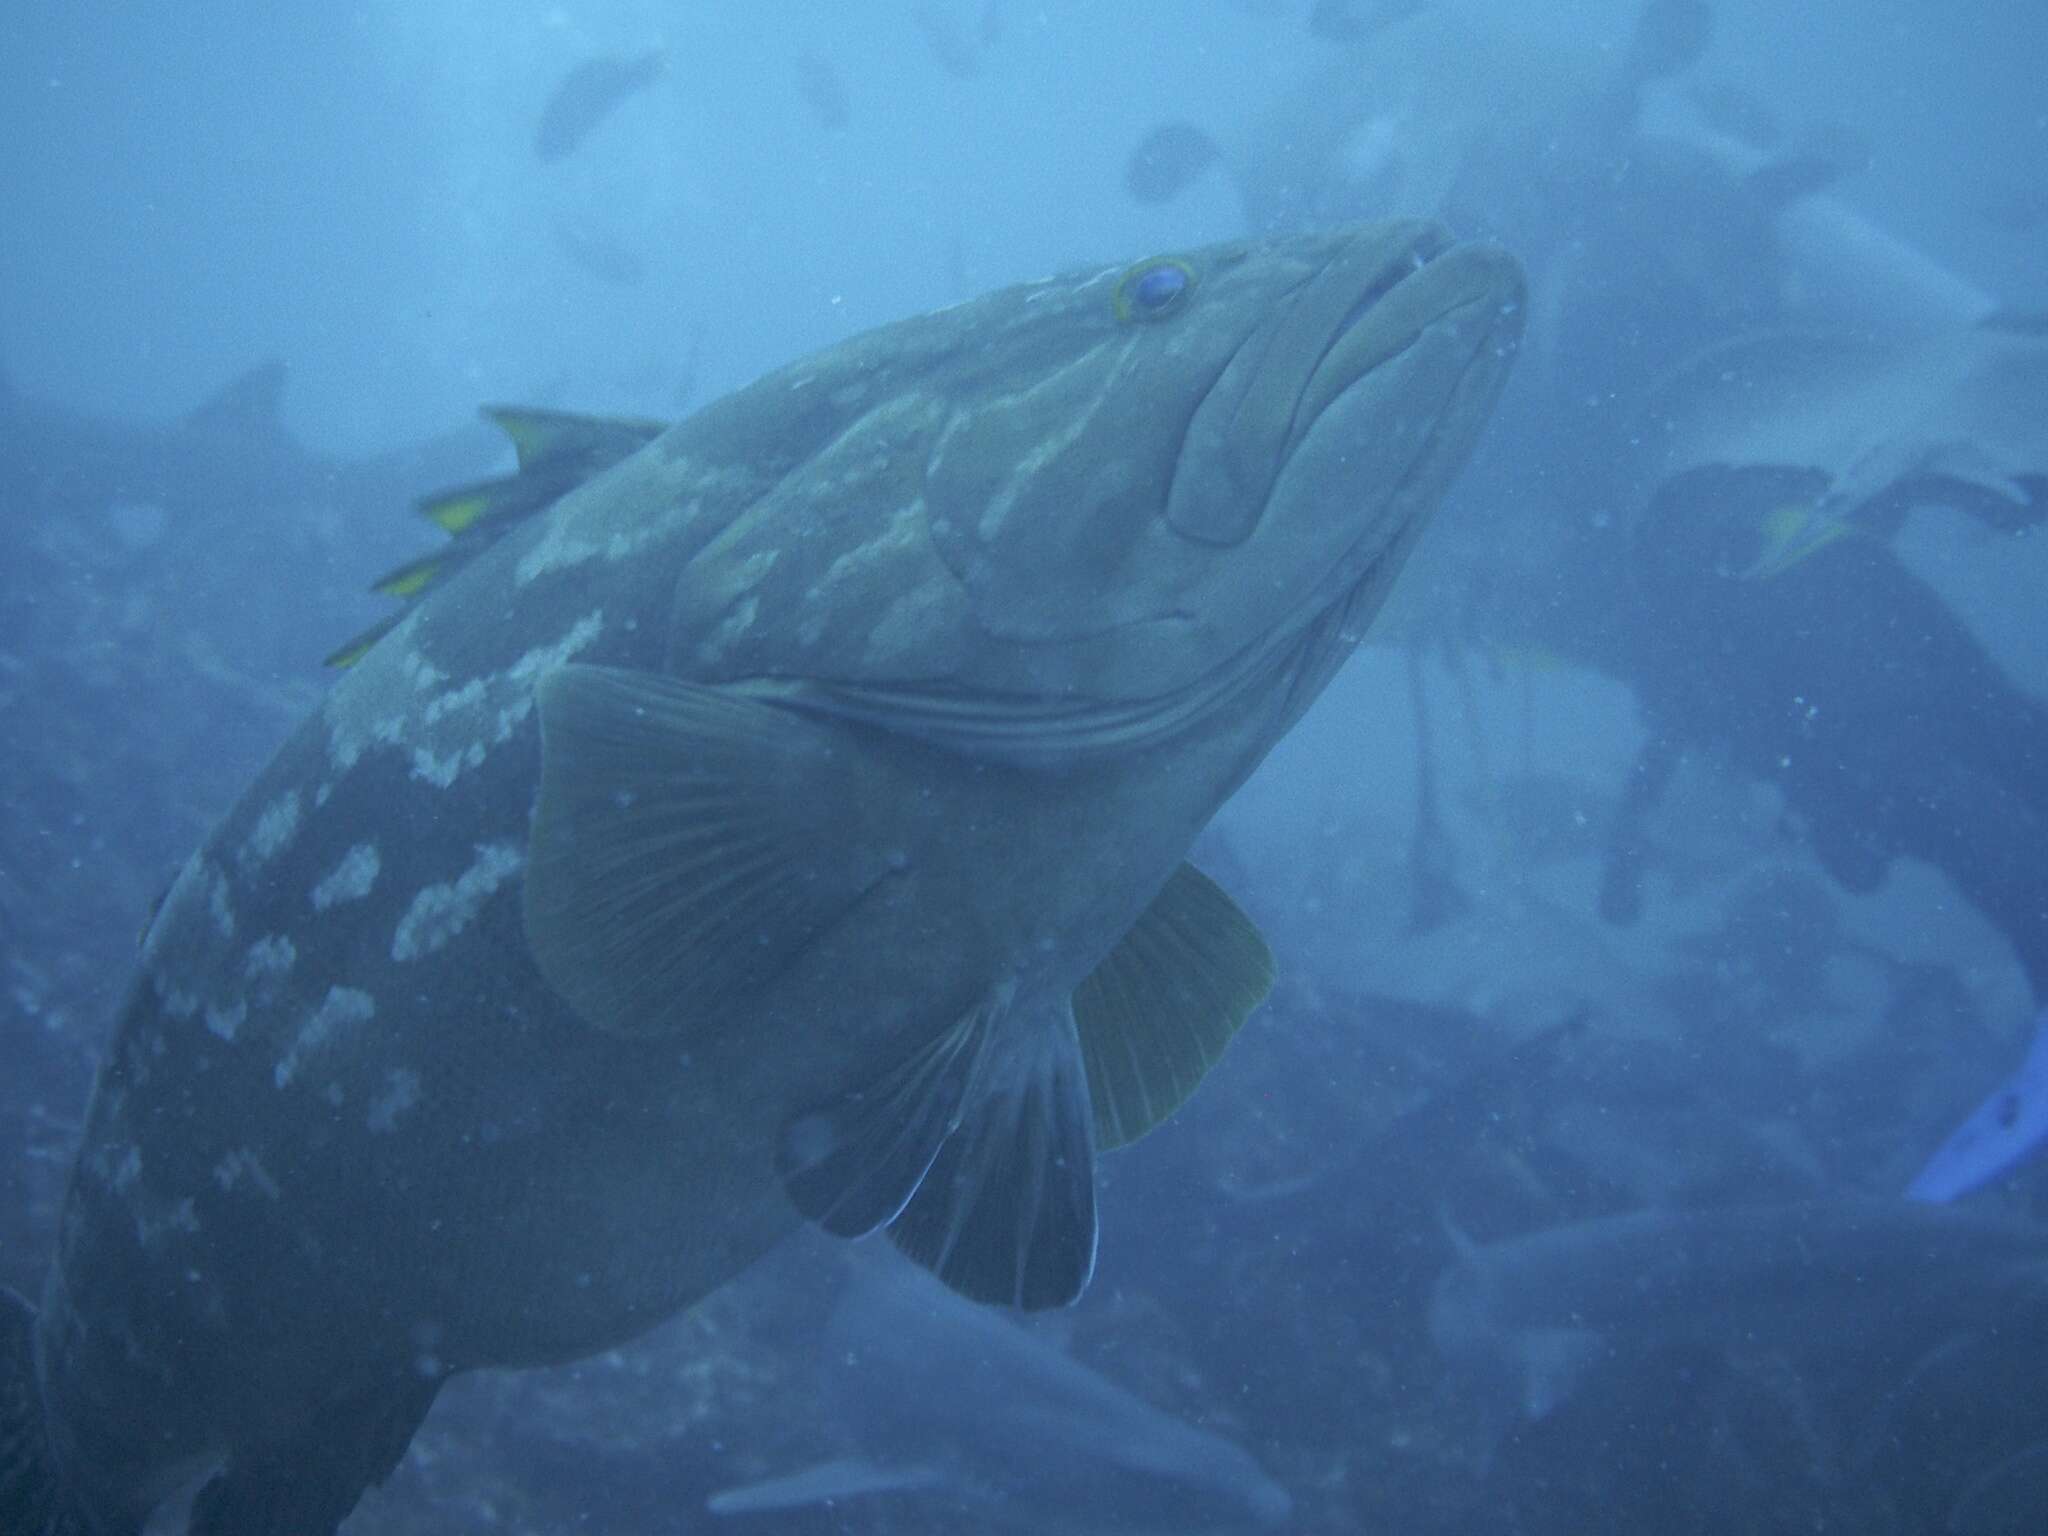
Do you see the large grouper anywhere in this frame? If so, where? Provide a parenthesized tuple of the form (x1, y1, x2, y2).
(1, 218, 1521, 1534)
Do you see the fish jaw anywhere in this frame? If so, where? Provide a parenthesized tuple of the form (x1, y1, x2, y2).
(1233, 234, 1525, 638)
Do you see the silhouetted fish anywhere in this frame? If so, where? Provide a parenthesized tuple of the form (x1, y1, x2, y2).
(1431, 1199, 2048, 1426)
(534, 48, 666, 162)
(794, 50, 850, 130)
(1125, 123, 1224, 205)
(912, 5, 984, 79)
(709, 1247, 1291, 1531)
(1307, 0, 1428, 44)
(552, 220, 649, 286)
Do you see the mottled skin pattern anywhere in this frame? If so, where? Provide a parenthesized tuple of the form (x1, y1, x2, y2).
(29, 220, 1521, 1530)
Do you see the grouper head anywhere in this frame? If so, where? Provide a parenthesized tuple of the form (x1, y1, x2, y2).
(916, 218, 1523, 706)
(515, 219, 1525, 1311)
(658, 218, 1524, 768)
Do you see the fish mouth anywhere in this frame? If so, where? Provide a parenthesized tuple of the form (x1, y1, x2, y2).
(1294, 235, 1519, 454)
(1215, 230, 1525, 731)
(1165, 221, 1523, 549)
(1269, 232, 1523, 599)
(1285, 224, 1461, 454)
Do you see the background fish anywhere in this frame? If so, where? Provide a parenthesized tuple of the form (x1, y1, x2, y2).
(708, 1241, 1290, 1532)
(1429, 1199, 2048, 1425)
(533, 48, 667, 162)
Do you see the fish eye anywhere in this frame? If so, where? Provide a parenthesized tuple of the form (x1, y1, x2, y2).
(1113, 258, 1195, 323)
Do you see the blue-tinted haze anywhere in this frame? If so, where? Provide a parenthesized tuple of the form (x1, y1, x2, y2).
(3, 3, 2045, 1532)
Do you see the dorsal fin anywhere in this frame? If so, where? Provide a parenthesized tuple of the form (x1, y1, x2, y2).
(324, 404, 669, 668)
(482, 404, 668, 473)
(322, 614, 402, 671)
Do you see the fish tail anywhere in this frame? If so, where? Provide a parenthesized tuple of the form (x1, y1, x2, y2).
(0, 1286, 91, 1536)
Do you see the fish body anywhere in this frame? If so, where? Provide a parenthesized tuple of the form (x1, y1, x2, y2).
(3, 220, 1521, 1533)
(709, 1246, 1291, 1531)
(1430, 1199, 2048, 1424)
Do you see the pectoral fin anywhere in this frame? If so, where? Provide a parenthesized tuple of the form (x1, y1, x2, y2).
(1073, 863, 1274, 1149)
(524, 663, 901, 1040)
(482, 403, 666, 474)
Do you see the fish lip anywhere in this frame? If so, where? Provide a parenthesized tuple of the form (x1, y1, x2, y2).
(1295, 241, 1524, 577)
(1163, 221, 1471, 549)
(1263, 255, 1523, 701)
(1289, 222, 1458, 437)
(1293, 236, 1524, 460)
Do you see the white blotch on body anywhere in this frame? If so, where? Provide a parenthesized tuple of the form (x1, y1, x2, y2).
(311, 843, 381, 911)
(205, 999, 247, 1043)
(137, 1197, 200, 1247)
(402, 650, 448, 691)
(411, 741, 488, 789)
(391, 843, 524, 961)
(696, 594, 760, 665)
(242, 791, 303, 871)
(244, 935, 297, 982)
(110, 1145, 142, 1192)
(508, 611, 605, 684)
(327, 714, 405, 774)
(208, 872, 235, 938)
(152, 977, 201, 1021)
(212, 1148, 282, 1200)
(512, 456, 697, 583)
(422, 679, 486, 725)
(367, 1068, 423, 1133)
(325, 598, 604, 786)
(410, 613, 603, 789)
(274, 986, 376, 1089)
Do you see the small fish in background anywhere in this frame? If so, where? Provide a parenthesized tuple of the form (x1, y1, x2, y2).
(1124, 122, 1224, 205)
(1619, 0, 1715, 87)
(1907, 1007, 2048, 1202)
(911, 4, 986, 80)
(1307, 0, 1429, 44)
(1403, 638, 1467, 935)
(1980, 184, 2048, 236)
(534, 48, 667, 162)
(1430, 1199, 2048, 1431)
(794, 49, 851, 130)
(708, 1246, 1292, 1532)
(551, 219, 649, 287)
